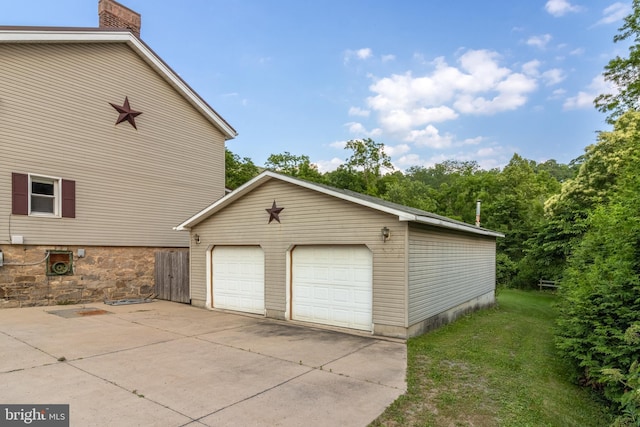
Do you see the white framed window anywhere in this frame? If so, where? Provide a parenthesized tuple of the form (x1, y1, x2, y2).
(29, 174, 61, 217)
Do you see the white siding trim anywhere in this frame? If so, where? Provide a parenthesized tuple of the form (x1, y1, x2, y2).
(205, 244, 214, 309)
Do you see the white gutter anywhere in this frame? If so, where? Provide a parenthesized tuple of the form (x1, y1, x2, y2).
(414, 215, 504, 238)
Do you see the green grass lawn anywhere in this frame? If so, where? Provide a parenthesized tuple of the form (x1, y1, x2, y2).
(371, 289, 613, 427)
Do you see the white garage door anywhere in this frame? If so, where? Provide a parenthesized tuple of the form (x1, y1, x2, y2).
(212, 246, 264, 314)
(292, 246, 372, 331)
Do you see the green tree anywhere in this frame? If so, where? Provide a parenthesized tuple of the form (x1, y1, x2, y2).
(406, 160, 495, 224)
(595, 0, 640, 123)
(264, 151, 324, 182)
(225, 148, 260, 190)
(541, 112, 640, 270)
(486, 155, 561, 287)
(535, 159, 577, 183)
(343, 138, 394, 195)
(324, 165, 367, 194)
(555, 111, 640, 418)
(406, 160, 481, 189)
(381, 173, 437, 212)
(500, 156, 560, 235)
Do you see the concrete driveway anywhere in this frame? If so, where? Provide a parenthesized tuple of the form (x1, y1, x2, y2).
(0, 301, 406, 426)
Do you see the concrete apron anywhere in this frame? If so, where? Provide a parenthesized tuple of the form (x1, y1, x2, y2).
(0, 301, 406, 426)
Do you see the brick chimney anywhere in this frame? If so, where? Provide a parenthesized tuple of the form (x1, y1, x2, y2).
(98, 0, 141, 37)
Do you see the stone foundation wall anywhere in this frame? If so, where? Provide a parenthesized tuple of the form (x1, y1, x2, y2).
(0, 245, 188, 308)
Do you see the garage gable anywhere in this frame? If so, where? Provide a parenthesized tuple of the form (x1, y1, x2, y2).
(175, 171, 504, 239)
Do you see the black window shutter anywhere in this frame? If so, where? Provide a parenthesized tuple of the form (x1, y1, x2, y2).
(11, 173, 28, 215)
(61, 179, 76, 218)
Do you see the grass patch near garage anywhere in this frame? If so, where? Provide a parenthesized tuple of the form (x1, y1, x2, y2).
(371, 289, 613, 427)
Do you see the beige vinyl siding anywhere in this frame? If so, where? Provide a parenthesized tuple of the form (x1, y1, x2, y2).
(0, 42, 225, 247)
(408, 223, 496, 325)
(190, 179, 408, 327)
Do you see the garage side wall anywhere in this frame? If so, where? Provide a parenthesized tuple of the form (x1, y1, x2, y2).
(189, 179, 408, 330)
(408, 223, 496, 336)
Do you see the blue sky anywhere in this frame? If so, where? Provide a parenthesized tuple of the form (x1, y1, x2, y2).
(3, 0, 631, 171)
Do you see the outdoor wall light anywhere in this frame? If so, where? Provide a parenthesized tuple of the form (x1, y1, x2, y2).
(193, 233, 201, 244)
(381, 226, 390, 242)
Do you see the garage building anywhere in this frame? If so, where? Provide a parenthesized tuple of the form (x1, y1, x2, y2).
(175, 171, 503, 338)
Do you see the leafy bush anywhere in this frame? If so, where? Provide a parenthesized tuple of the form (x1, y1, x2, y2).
(602, 324, 640, 427)
(556, 196, 640, 401)
(495, 252, 517, 287)
(555, 119, 640, 413)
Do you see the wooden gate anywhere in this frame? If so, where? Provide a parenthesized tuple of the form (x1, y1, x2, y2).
(154, 251, 190, 303)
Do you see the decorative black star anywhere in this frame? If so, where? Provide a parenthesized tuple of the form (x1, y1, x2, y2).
(109, 96, 142, 129)
(265, 200, 284, 223)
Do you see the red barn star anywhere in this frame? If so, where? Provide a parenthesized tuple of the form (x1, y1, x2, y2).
(265, 200, 284, 223)
(109, 96, 142, 129)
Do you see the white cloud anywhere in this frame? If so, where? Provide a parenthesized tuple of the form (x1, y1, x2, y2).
(356, 48, 372, 59)
(476, 146, 500, 157)
(542, 68, 566, 85)
(315, 157, 343, 173)
(348, 107, 370, 117)
(563, 91, 593, 109)
(545, 0, 582, 17)
(364, 48, 538, 144)
(527, 34, 553, 49)
(383, 144, 411, 157)
(377, 106, 458, 133)
(454, 72, 537, 114)
(550, 88, 567, 99)
(344, 121, 382, 137)
(381, 54, 396, 62)
(570, 47, 585, 56)
(394, 153, 427, 169)
(522, 60, 541, 76)
(563, 74, 612, 109)
(405, 125, 454, 149)
(367, 50, 535, 118)
(329, 140, 346, 149)
(345, 122, 368, 134)
(462, 136, 484, 145)
(597, 2, 631, 25)
(344, 48, 373, 63)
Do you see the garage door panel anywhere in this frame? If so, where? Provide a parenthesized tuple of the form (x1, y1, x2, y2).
(332, 267, 350, 282)
(332, 309, 351, 324)
(213, 246, 264, 315)
(292, 246, 372, 331)
(314, 287, 330, 301)
(315, 267, 329, 281)
(333, 288, 350, 303)
(354, 290, 370, 304)
(315, 307, 330, 321)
